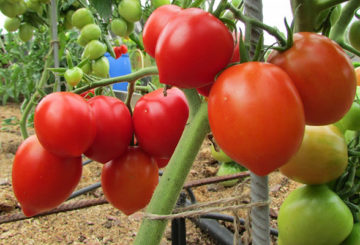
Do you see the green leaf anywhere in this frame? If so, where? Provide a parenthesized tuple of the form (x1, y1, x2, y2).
(89, 0, 113, 20)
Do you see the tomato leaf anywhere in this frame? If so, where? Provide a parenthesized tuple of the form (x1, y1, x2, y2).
(89, 0, 112, 20)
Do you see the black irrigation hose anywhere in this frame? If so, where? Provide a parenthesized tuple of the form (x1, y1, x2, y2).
(82, 159, 93, 166)
(68, 182, 102, 200)
(200, 213, 279, 237)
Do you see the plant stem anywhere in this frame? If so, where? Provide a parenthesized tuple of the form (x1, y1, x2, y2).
(182, 89, 201, 121)
(134, 101, 210, 245)
(329, 0, 360, 43)
(19, 49, 53, 139)
(227, 3, 287, 46)
(72, 66, 158, 94)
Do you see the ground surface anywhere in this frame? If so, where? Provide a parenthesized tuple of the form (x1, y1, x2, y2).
(0, 103, 301, 245)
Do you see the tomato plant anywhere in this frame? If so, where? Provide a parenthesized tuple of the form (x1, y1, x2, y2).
(142, 4, 182, 58)
(268, 32, 357, 125)
(34, 92, 96, 157)
(19, 23, 35, 42)
(12, 135, 82, 217)
(132, 87, 189, 167)
(280, 125, 348, 185)
(110, 18, 128, 37)
(208, 62, 305, 176)
(82, 40, 107, 60)
(80, 24, 101, 44)
(155, 8, 234, 88)
(101, 146, 159, 215)
(210, 143, 232, 163)
(84, 96, 133, 163)
(278, 185, 353, 245)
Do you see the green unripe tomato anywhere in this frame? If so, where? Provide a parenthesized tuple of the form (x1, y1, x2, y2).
(278, 184, 353, 245)
(77, 34, 88, 47)
(64, 67, 83, 87)
(26, 0, 42, 12)
(125, 21, 134, 37)
(151, 0, 170, 9)
(92, 56, 109, 78)
(19, 23, 35, 42)
(80, 24, 101, 43)
(349, 20, 360, 51)
(110, 18, 128, 37)
(341, 223, 360, 245)
(82, 40, 107, 60)
(337, 102, 360, 131)
(71, 8, 94, 30)
(210, 144, 232, 163)
(64, 10, 74, 30)
(216, 161, 247, 187)
(118, 0, 142, 23)
(4, 17, 21, 32)
(0, 1, 26, 18)
(80, 61, 92, 75)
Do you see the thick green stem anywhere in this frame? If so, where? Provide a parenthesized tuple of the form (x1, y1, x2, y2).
(329, 0, 360, 40)
(72, 66, 158, 94)
(134, 101, 210, 245)
(291, 0, 350, 32)
(182, 89, 202, 121)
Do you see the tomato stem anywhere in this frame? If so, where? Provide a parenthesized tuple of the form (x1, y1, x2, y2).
(72, 66, 158, 94)
(134, 102, 210, 245)
(226, 3, 287, 47)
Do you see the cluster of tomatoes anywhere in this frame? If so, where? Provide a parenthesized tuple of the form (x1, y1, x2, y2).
(142, 5, 360, 244)
(12, 87, 189, 217)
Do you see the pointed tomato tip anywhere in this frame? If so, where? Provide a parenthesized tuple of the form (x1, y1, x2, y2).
(22, 206, 39, 217)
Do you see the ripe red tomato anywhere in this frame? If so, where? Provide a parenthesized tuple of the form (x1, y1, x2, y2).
(208, 62, 305, 176)
(142, 4, 182, 57)
(12, 135, 82, 217)
(84, 96, 133, 163)
(155, 8, 234, 88)
(101, 146, 159, 215)
(132, 88, 189, 166)
(34, 92, 96, 157)
(113, 46, 122, 59)
(268, 32, 356, 125)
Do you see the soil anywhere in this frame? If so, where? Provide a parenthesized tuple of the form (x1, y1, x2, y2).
(0, 103, 301, 245)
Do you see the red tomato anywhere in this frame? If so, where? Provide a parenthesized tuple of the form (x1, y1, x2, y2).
(119, 44, 128, 54)
(34, 92, 96, 157)
(84, 96, 133, 163)
(142, 4, 182, 57)
(12, 135, 82, 217)
(268, 32, 356, 125)
(80, 89, 95, 100)
(101, 146, 159, 215)
(132, 88, 189, 164)
(208, 62, 305, 176)
(155, 8, 234, 88)
(113, 46, 122, 59)
(196, 83, 213, 97)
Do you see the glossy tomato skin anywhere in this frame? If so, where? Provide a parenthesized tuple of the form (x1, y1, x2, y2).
(268, 32, 356, 125)
(12, 135, 82, 217)
(208, 62, 305, 176)
(34, 92, 96, 157)
(142, 4, 182, 57)
(101, 146, 159, 215)
(133, 87, 189, 162)
(280, 125, 348, 185)
(155, 8, 234, 88)
(278, 185, 353, 245)
(84, 96, 133, 163)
